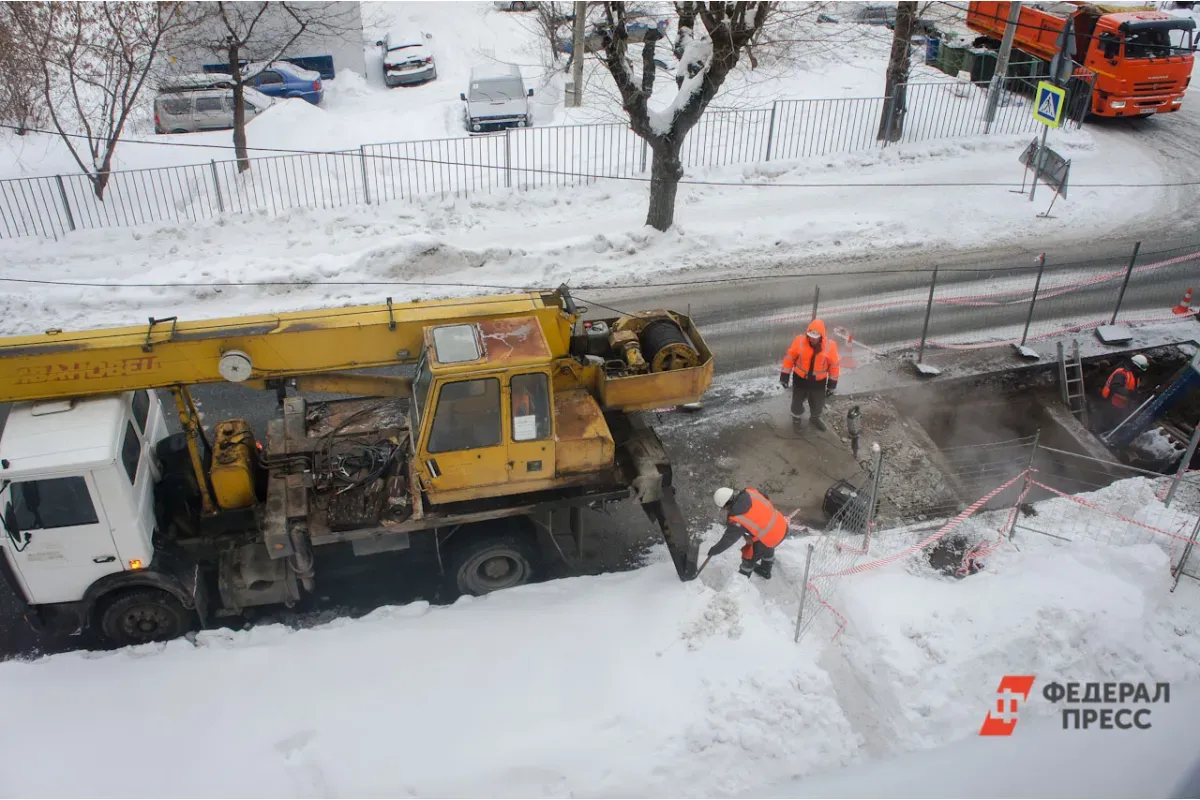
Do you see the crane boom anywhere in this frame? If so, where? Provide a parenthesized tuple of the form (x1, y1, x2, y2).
(0, 290, 575, 403)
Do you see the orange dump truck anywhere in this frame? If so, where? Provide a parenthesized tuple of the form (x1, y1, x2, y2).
(967, 2, 1197, 117)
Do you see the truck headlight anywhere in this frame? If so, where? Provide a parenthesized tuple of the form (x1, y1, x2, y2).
(1110, 100, 1126, 109)
(472, 122, 481, 131)
(1172, 97, 1183, 104)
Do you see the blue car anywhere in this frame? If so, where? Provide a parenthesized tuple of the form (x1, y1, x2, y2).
(245, 60, 324, 105)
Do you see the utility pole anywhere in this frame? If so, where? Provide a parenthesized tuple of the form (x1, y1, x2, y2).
(570, 1, 586, 107)
(984, 1, 1022, 133)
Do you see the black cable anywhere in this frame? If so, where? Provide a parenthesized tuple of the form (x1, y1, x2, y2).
(2, 239, 1197, 295)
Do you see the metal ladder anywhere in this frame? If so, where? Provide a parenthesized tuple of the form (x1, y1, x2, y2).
(1057, 339, 1088, 426)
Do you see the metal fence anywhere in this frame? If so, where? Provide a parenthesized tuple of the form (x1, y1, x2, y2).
(0, 72, 1091, 240)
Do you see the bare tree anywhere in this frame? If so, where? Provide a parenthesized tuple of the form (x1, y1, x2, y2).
(877, 1, 918, 142)
(5, 2, 185, 198)
(0, 8, 47, 136)
(595, 1, 772, 232)
(176, 2, 360, 173)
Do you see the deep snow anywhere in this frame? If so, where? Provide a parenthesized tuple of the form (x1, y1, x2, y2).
(1, 477, 1199, 797)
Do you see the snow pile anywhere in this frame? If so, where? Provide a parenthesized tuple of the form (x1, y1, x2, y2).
(3, 488, 1200, 797)
(0, 567, 862, 797)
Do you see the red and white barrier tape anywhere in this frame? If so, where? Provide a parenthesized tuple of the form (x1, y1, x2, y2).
(1031, 480, 1198, 543)
(812, 471, 1028, 579)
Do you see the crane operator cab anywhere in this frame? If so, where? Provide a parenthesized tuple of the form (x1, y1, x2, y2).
(0, 390, 172, 615)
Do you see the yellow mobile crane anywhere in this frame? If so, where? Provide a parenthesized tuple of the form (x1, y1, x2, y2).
(0, 287, 711, 647)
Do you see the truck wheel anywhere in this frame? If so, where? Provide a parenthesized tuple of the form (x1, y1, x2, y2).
(99, 589, 191, 647)
(448, 532, 538, 596)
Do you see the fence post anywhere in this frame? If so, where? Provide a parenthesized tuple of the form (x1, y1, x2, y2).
(863, 443, 883, 554)
(792, 541, 816, 644)
(811, 285, 820, 321)
(917, 265, 938, 363)
(764, 101, 778, 162)
(1008, 429, 1040, 540)
(1165, 423, 1200, 508)
(504, 128, 513, 189)
(1020, 252, 1047, 346)
(209, 160, 225, 214)
(359, 145, 371, 205)
(1171, 514, 1200, 591)
(1110, 241, 1140, 325)
(639, 138, 648, 174)
(53, 175, 75, 232)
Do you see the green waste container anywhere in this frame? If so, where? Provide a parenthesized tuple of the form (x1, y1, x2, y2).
(939, 43, 967, 77)
(970, 49, 997, 84)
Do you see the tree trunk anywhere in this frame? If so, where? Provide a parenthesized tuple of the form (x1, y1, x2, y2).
(91, 169, 110, 200)
(645, 143, 683, 232)
(229, 43, 250, 173)
(877, 1, 918, 143)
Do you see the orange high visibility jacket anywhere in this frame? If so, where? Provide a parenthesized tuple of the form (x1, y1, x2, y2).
(782, 319, 841, 382)
(1102, 366, 1137, 409)
(728, 488, 788, 548)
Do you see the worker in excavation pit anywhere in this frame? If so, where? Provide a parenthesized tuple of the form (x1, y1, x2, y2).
(780, 318, 841, 432)
(1099, 354, 1149, 432)
(706, 486, 788, 580)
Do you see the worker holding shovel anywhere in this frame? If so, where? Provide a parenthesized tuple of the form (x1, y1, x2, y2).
(703, 486, 788, 580)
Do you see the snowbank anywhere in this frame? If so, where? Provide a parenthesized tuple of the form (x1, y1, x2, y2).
(0, 128, 1164, 338)
(760, 681, 1200, 798)
(0, 565, 861, 797)
(3, 500, 1200, 797)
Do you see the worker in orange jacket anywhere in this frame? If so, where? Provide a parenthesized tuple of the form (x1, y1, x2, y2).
(707, 486, 788, 579)
(780, 318, 841, 432)
(1099, 354, 1149, 431)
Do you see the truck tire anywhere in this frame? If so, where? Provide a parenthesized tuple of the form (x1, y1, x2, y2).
(447, 530, 539, 596)
(99, 588, 192, 647)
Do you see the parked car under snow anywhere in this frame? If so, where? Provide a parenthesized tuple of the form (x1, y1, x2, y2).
(377, 28, 437, 87)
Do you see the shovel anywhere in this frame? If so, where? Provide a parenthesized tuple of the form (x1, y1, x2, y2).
(693, 554, 713, 578)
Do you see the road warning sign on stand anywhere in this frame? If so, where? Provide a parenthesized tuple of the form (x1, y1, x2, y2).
(1032, 81, 1067, 128)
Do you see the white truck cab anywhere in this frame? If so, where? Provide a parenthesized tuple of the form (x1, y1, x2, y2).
(0, 390, 169, 607)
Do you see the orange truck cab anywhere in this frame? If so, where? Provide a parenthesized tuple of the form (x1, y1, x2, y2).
(966, 2, 1197, 118)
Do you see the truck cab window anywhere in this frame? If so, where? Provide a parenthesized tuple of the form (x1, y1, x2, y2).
(428, 378, 501, 453)
(11, 476, 99, 530)
(121, 421, 141, 484)
(1125, 29, 1173, 59)
(1099, 32, 1120, 60)
(511, 373, 550, 442)
(131, 389, 150, 434)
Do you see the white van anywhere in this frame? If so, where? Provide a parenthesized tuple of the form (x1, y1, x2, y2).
(154, 75, 274, 134)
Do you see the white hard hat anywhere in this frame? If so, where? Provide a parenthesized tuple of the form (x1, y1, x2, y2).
(1131, 354, 1149, 371)
(713, 487, 735, 509)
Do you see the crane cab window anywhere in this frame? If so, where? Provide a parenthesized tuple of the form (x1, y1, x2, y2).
(511, 373, 551, 442)
(428, 378, 501, 453)
(121, 421, 142, 485)
(432, 324, 482, 364)
(131, 389, 150, 434)
(10, 477, 99, 531)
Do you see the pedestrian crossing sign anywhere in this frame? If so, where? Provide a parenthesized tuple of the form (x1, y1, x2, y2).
(1032, 81, 1067, 128)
